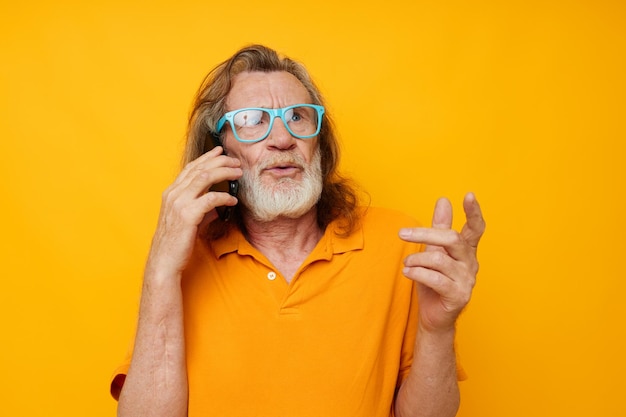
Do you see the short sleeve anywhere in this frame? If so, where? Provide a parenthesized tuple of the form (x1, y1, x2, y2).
(110, 352, 131, 401)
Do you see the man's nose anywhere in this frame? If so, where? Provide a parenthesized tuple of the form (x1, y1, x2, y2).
(265, 117, 296, 149)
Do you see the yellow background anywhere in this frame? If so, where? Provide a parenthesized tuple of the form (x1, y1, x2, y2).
(1, 0, 624, 416)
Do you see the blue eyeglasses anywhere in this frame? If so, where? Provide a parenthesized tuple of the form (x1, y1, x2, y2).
(215, 104, 325, 143)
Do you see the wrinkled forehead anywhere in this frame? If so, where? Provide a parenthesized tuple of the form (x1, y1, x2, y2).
(226, 71, 312, 110)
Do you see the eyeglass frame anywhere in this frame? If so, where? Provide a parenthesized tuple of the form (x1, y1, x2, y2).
(215, 104, 325, 143)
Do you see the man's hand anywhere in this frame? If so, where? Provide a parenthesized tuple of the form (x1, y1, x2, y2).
(399, 192, 485, 333)
(146, 146, 242, 280)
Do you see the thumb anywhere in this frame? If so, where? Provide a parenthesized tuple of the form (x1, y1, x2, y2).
(460, 192, 486, 249)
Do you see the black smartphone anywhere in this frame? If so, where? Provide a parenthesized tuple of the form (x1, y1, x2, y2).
(205, 134, 239, 221)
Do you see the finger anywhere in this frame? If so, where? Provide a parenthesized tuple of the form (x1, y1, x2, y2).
(403, 250, 461, 280)
(175, 146, 224, 181)
(175, 161, 242, 200)
(175, 147, 240, 187)
(175, 190, 238, 227)
(402, 266, 455, 295)
(432, 197, 453, 230)
(197, 192, 239, 235)
(400, 228, 473, 261)
(424, 197, 452, 254)
(461, 192, 486, 249)
(190, 145, 226, 165)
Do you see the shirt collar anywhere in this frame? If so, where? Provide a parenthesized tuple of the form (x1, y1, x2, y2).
(210, 218, 364, 261)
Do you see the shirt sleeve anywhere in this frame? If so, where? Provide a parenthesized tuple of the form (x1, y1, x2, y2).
(110, 350, 132, 401)
(396, 281, 419, 388)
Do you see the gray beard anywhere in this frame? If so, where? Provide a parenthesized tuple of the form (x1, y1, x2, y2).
(238, 148, 323, 223)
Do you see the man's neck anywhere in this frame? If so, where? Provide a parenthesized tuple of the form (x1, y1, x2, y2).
(243, 209, 324, 283)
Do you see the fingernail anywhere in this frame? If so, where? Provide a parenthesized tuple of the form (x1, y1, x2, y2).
(399, 228, 411, 238)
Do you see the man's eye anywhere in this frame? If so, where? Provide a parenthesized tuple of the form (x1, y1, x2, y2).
(234, 110, 264, 127)
(284, 109, 302, 122)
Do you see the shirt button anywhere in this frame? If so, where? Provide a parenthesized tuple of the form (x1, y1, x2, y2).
(267, 271, 277, 281)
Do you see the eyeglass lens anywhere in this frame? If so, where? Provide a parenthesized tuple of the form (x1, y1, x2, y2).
(232, 105, 319, 141)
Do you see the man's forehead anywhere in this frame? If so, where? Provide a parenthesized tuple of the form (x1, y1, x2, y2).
(226, 71, 310, 108)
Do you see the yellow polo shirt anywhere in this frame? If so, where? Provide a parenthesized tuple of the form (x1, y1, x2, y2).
(112, 207, 451, 416)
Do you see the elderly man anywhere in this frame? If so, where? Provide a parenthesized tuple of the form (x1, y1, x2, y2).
(111, 44, 485, 417)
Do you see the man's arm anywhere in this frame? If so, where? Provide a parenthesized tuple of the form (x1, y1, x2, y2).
(395, 326, 460, 417)
(117, 147, 242, 417)
(117, 268, 188, 417)
(396, 193, 485, 417)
